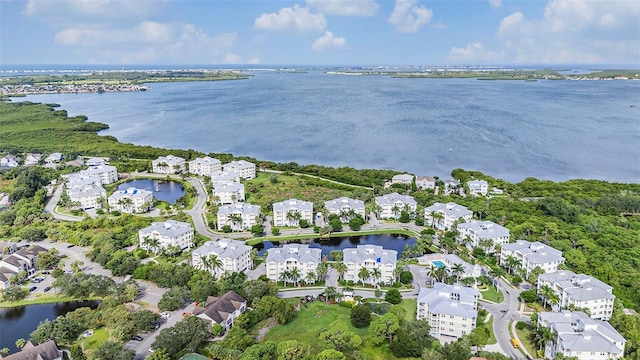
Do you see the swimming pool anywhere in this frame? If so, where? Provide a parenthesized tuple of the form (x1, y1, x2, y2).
(432, 260, 446, 268)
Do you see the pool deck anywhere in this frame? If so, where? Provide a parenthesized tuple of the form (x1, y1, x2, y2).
(417, 253, 447, 266)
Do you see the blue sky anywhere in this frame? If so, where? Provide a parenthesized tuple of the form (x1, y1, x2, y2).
(1, 0, 638, 65)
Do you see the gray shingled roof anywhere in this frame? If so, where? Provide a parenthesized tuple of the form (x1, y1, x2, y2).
(539, 270, 614, 302)
(417, 283, 478, 318)
(193, 291, 246, 324)
(108, 187, 152, 202)
(193, 239, 251, 260)
(217, 202, 260, 216)
(1, 340, 62, 360)
(190, 156, 221, 166)
(503, 240, 564, 264)
(266, 244, 320, 264)
(425, 202, 472, 218)
(539, 311, 625, 353)
(375, 192, 417, 206)
(324, 197, 365, 212)
(224, 160, 255, 170)
(273, 199, 313, 213)
(343, 245, 397, 265)
(140, 220, 192, 238)
(213, 182, 244, 192)
(458, 220, 509, 239)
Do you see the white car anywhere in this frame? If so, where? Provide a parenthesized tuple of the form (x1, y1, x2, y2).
(160, 312, 170, 318)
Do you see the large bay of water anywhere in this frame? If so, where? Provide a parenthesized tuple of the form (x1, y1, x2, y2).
(24, 71, 640, 182)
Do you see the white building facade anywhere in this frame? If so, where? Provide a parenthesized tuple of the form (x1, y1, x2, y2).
(416, 176, 436, 190)
(467, 180, 489, 196)
(152, 155, 186, 174)
(538, 270, 615, 321)
(273, 199, 313, 227)
(189, 156, 222, 176)
(343, 245, 397, 285)
(108, 187, 153, 213)
(223, 160, 256, 180)
(138, 220, 194, 252)
(417, 283, 479, 339)
(217, 202, 261, 231)
(324, 197, 366, 223)
(80, 165, 118, 184)
(500, 240, 565, 277)
(265, 244, 321, 283)
(66, 186, 106, 210)
(192, 239, 252, 278)
(212, 182, 245, 204)
(457, 220, 510, 252)
(424, 202, 473, 230)
(375, 192, 417, 220)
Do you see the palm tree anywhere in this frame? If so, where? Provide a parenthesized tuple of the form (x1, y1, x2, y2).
(227, 214, 242, 231)
(316, 262, 328, 282)
(427, 264, 438, 281)
(332, 262, 347, 281)
(539, 285, 555, 309)
(535, 326, 553, 352)
(394, 261, 405, 283)
(121, 197, 133, 213)
(461, 277, 476, 287)
(157, 161, 169, 173)
(431, 211, 445, 229)
(358, 267, 370, 286)
(279, 270, 290, 287)
(289, 267, 301, 287)
(391, 205, 400, 219)
(461, 235, 473, 249)
(371, 267, 382, 286)
(322, 286, 338, 303)
(306, 271, 316, 284)
(489, 266, 506, 288)
(451, 263, 465, 283)
(205, 254, 223, 278)
(548, 292, 561, 311)
(143, 236, 160, 256)
(249, 248, 259, 269)
(504, 255, 520, 275)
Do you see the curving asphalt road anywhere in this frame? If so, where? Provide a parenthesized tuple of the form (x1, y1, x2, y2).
(481, 279, 528, 359)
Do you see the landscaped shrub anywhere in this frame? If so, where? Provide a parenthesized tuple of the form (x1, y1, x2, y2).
(338, 301, 354, 308)
(400, 271, 413, 284)
(515, 321, 527, 330)
(350, 305, 372, 328)
(385, 289, 402, 304)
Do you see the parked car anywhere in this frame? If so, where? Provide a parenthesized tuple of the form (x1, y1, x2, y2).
(182, 312, 193, 317)
(43, 286, 51, 292)
(153, 322, 161, 330)
(66, 244, 75, 248)
(29, 287, 37, 292)
(131, 335, 143, 341)
(160, 312, 170, 318)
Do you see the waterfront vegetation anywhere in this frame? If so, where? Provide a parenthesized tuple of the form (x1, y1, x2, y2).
(1, 99, 640, 358)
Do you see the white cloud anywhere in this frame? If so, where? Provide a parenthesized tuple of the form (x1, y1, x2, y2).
(54, 21, 237, 63)
(223, 53, 243, 64)
(388, 0, 433, 33)
(488, 0, 502, 9)
(312, 31, 348, 51)
(447, 42, 505, 63)
(254, 5, 326, 33)
(23, 0, 164, 21)
(305, 0, 378, 16)
(497, 12, 527, 37)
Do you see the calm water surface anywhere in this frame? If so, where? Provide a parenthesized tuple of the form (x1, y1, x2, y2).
(0, 300, 100, 353)
(118, 179, 184, 204)
(254, 233, 418, 258)
(24, 72, 640, 182)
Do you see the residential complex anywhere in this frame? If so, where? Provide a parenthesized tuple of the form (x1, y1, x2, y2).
(138, 220, 194, 252)
(265, 244, 321, 283)
(424, 202, 473, 230)
(0, 245, 48, 289)
(217, 202, 261, 231)
(417, 282, 479, 339)
(375, 192, 417, 219)
(212, 182, 245, 204)
(538, 270, 615, 320)
(391, 173, 414, 185)
(44, 152, 63, 164)
(152, 155, 186, 174)
(443, 254, 482, 280)
(342, 245, 397, 285)
(192, 239, 252, 278)
(189, 156, 222, 176)
(194, 291, 247, 333)
(67, 185, 106, 210)
(80, 165, 118, 184)
(416, 176, 436, 190)
(65, 175, 102, 190)
(457, 220, 510, 252)
(23, 153, 42, 166)
(273, 199, 313, 227)
(108, 187, 153, 213)
(209, 170, 241, 185)
(538, 311, 626, 360)
(0, 154, 19, 168)
(500, 240, 565, 277)
(85, 157, 107, 166)
(467, 180, 489, 196)
(324, 197, 366, 223)
(223, 160, 256, 180)
(1, 340, 63, 360)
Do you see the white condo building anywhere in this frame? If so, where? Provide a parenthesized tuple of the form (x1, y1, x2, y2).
(85, 157, 107, 166)
(417, 283, 479, 339)
(223, 160, 256, 180)
(108, 187, 153, 213)
(501, 240, 565, 277)
(375, 192, 417, 219)
(189, 156, 222, 176)
(139, 220, 194, 252)
(0, 155, 19, 168)
(265, 244, 321, 283)
(79, 165, 118, 184)
(538, 311, 626, 360)
(66, 186, 106, 210)
(443, 254, 482, 280)
(212, 182, 245, 204)
(65, 174, 102, 190)
(424, 202, 473, 230)
(273, 199, 313, 227)
(192, 239, 252, 278)
(152, 155, 186, 174)
(538, 270, 615, 321)
(343, 245, 397, 285)
(210, 170, 241, 185)
(416, 176, 436, 190)
(391, 174, 414, 185)
(217, 202, 261, 231)
(324, 197, 366, 223)
(457, 220, 510, 252)
(467, 180, 489, 196)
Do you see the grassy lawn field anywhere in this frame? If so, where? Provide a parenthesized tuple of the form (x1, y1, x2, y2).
(516, 326, 538, 359)
(0, 295, 99, 308)
(245, 173, 367, 215)
(261, 301, 397, 360)
(480, 286, 504, 303)
(477, 315, 497, 344)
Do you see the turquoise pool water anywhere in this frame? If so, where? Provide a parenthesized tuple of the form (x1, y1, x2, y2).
(432, 260, 446, 268)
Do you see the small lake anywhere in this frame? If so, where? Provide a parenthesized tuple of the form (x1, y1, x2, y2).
(117, 179, 185, 204)
(0, 300, 100, 352)
(254, 233, 421, 259)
